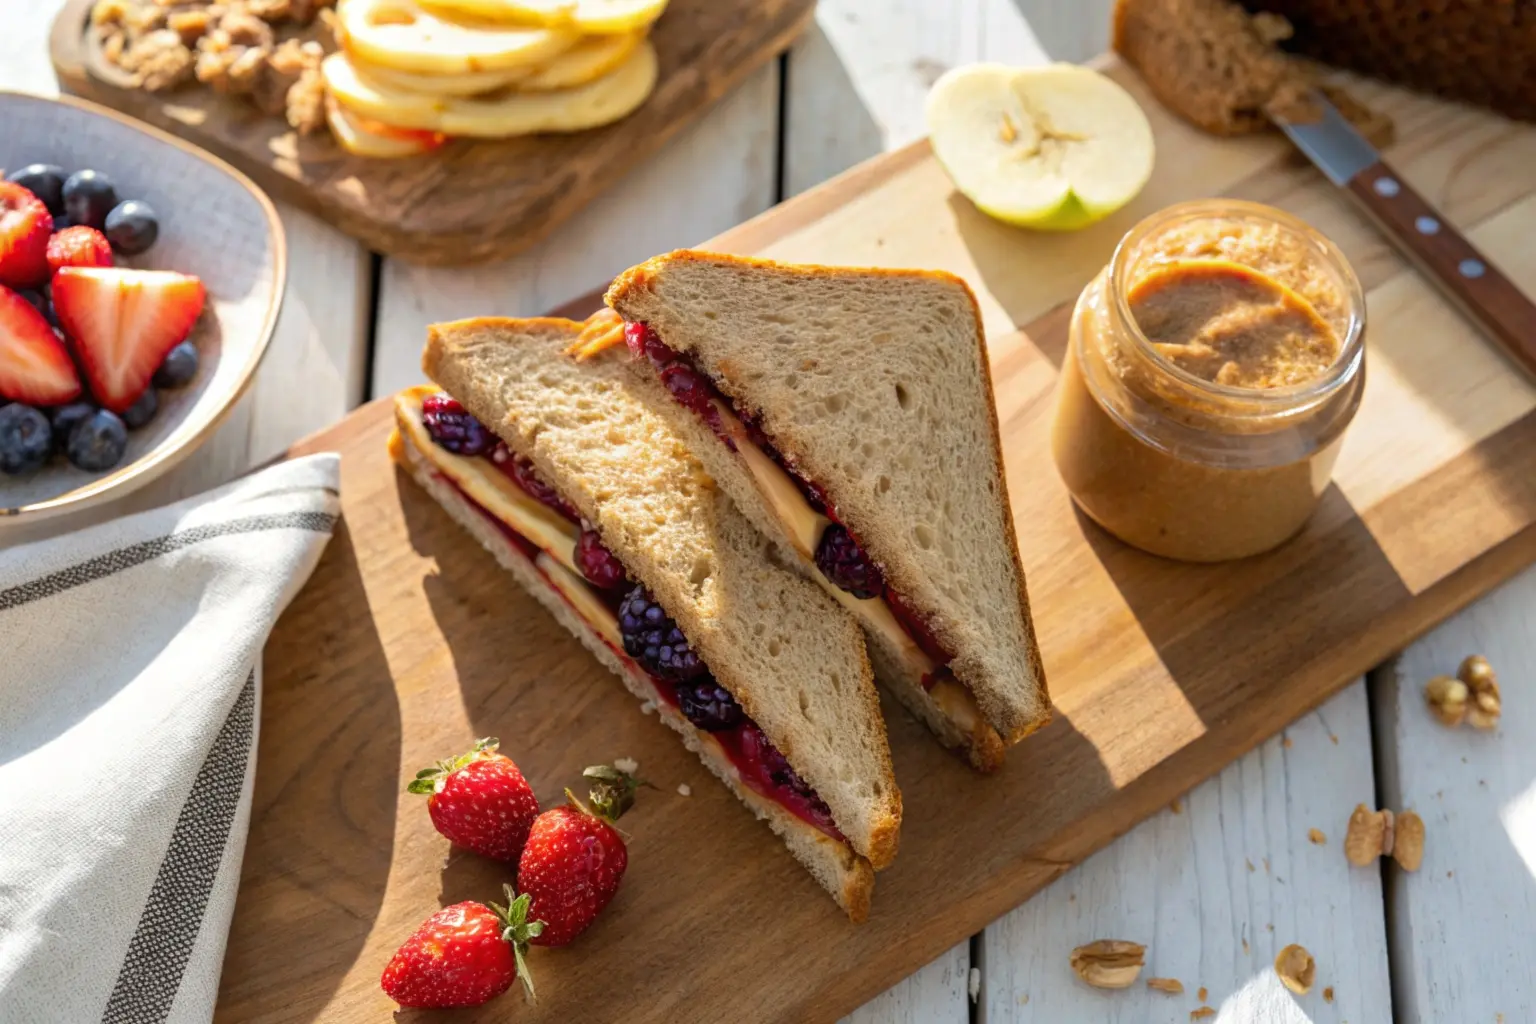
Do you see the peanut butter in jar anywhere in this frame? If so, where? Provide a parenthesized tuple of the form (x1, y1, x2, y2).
(1052, 199, 1366, 562)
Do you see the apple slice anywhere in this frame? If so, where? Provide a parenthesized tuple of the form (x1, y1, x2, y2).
(926, 63, 1155, 231)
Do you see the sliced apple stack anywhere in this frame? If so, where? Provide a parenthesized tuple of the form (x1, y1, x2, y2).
(326, 0, 666, 156)
(926, 63, 1155, 231)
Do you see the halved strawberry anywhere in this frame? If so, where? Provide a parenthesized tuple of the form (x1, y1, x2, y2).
(0, 181, 53, 289)
(47, 226, 114, 273)
(52, 267, 205, 412)
(0, 285, 81, 405)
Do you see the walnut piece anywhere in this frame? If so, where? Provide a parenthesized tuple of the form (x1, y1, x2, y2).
(1147, 977, 1184, 994)
(119, 28, 195, 91)
(1069, 940, 1145, 989)
(1459, 655, 1501, 729)
(1274, 943, 1315, 995)
(1425, 675, 1470, 727)
(1345, 804, 1393, 865)
(1393, 810, 1425, 872)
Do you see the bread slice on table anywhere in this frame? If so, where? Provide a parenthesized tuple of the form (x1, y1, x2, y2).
(393, 316, 901, 921)
(604, 251, 1050, 771)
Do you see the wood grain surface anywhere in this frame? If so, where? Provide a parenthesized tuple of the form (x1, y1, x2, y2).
(46, 0, 813, 265)
(1373, 570, 1536, 1024)
(229, 62, 1536, 1023)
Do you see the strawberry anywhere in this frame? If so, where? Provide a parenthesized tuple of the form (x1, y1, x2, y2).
(409, 737, 540, 862)
(517, 765, 639, 947)
(51, 267, 205, 413)
(380, 885, 543, 1007)
(0, 286, 81, 405)
(46, 226, 114, 273)
(0, 181, 53, 289)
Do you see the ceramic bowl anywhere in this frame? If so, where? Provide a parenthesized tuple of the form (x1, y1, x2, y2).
(0, 90, 285, 525)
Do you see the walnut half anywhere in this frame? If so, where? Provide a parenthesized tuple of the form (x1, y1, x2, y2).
(1274, 943, 1315, 995)
(1069, 940, 1145, 989)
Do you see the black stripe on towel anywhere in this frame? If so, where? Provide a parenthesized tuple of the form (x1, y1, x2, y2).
(0, 511, 336, 611)
(100, 670, 257, 1024)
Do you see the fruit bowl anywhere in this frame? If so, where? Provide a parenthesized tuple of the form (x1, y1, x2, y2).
(0, 90, 285, 524)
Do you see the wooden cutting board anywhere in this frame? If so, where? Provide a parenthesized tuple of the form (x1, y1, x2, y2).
(223, 63, 1536, 1023)
(47, 0, 812, 265)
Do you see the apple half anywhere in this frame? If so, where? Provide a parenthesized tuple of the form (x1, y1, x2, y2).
(926, 63, 1155, 231)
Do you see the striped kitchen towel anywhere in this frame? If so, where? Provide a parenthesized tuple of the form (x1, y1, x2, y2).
(0, 453, 340, 1024)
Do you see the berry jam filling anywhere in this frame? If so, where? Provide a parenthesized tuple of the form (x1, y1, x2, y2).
(626, 322, 732, 448)
(625, 324, 957, 681)
(421, 393, 494, 456)
(491, 441, 580, 523)
(576, 527, 629, 592)
(417, 388, 846, 842)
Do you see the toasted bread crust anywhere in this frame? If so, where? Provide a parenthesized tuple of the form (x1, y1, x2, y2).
(420, 317, 901, 869)
(393, 416, 878, 919)
(606, 250, 1051, 745)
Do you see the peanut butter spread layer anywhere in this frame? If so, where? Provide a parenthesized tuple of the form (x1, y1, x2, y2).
(1129, 260, 1340, 388)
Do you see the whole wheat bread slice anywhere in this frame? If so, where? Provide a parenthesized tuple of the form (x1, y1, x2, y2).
(390, 425, 877, 920)
(421, 316, 901, 885)
(605, 252, 1049, 746)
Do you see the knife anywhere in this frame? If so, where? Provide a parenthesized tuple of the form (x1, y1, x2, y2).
(1268, 90, 1536, 381)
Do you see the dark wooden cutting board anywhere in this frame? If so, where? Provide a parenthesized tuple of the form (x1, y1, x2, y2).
(48, 0, 813, 265)
(220, 63, 1536, 1023)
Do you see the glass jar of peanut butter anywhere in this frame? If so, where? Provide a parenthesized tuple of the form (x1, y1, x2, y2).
(1052, 199, 1366, 562)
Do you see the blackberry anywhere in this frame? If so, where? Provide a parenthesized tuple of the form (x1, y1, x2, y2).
(814, 524, 883, 599)
(617, 585, 707, 681)
(675, 678, 744, 732)
(575, 528, 628, 591)
(420, 392, 493, 456)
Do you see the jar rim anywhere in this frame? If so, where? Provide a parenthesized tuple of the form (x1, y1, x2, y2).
(1107, 198, 1367, 407)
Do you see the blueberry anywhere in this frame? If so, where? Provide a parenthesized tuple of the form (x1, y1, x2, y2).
(62, 170, 117, 231)
(121, 388, 158, 429)
(152, 341, 199, 388)
(50, 401, 97, 452)
(104, 200, 158, 255)
(66, 410, 128, 471)
(0, 404, 53, 474)
(7, 164, 66, 215)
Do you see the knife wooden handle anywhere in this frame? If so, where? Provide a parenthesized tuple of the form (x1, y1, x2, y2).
(1346, 161, 1536, 381)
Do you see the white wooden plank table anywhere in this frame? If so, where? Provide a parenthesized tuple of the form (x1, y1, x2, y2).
(7, 2, 1536, 1021)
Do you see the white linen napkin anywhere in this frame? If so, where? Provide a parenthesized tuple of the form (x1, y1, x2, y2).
(0, 454, 341, 1024)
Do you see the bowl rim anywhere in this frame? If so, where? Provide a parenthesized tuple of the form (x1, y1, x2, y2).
(0, 88, 289, 525)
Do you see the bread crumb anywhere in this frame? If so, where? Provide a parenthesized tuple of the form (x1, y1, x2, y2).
(1191, 1009, 1216, 1021)
(1309, 828, 1326, 845)
(1147, 977, 1184, 994)
(1169, 797, 1182, 814)
(968, 967, 980, 1001)
(1323, 986, 1335, 1003)
(1198, 986, 1208, 1002)
(640, 700, 657, 715)
(613, 756, 639, 774)
(677, 783, 691, 797)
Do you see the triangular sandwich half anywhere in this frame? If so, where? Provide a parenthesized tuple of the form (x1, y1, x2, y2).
(601, 252, 1050, 772)
(389, 316, 902, 921)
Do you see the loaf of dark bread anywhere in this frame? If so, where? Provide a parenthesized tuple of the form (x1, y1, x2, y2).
(1245, 0, 1536, 123)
